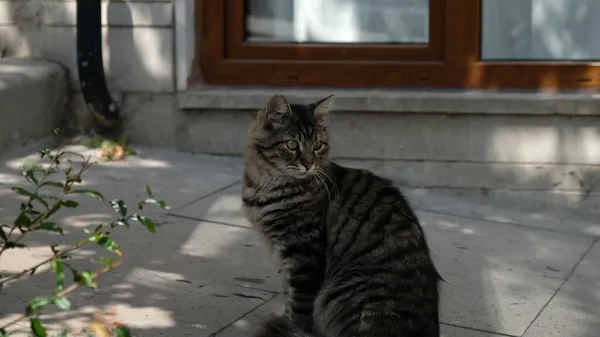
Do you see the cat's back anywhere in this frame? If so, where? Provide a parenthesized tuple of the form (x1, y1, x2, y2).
(316, 163, 441, 336)
(327, 163, 418, 231)
(326, 162, 434, 269)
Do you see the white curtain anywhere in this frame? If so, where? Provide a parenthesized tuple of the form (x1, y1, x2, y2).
(482, 0, 600, 60)
(245, 0, 429, 43)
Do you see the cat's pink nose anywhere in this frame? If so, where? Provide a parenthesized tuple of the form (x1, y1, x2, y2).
(302, 160, 313, 170)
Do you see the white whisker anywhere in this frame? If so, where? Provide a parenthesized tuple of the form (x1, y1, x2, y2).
(315, 172, 332, 203)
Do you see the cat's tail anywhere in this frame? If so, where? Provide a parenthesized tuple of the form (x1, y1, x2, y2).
(254, 316, 316, 337)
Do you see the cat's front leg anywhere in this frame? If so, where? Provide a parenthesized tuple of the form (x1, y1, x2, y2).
(279, 247, 324, 333)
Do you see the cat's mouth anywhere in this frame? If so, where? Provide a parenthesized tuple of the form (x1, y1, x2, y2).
(288, 165, 317, 178)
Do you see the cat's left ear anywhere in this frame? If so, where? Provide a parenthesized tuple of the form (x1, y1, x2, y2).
(314, 95, 335, 124)
(264, 94, 292, 128)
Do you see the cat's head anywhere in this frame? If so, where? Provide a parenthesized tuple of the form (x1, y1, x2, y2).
(247, 94, 335, 179)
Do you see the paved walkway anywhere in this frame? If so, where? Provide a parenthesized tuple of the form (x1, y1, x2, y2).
(0, 144, 598, 337)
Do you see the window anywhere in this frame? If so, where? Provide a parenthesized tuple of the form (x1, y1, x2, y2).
(196, 0, 600, 89)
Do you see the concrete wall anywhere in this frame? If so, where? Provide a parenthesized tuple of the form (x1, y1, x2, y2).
(0, 0, 175, 93)
(144, 108, 599, 194)
(0, 0, 180, 134)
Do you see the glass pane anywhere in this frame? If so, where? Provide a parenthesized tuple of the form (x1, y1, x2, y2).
(244, 0, 429, 44)
(481, 0, 600, 61)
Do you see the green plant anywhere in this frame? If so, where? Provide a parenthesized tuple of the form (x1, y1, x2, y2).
(0, 129, 168, 337)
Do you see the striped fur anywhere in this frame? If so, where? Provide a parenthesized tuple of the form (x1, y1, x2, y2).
(243, 95, 442, 337)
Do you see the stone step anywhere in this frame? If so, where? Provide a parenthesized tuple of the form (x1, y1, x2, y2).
(124, 87, 600, 194)
(0, 58, 68, 155)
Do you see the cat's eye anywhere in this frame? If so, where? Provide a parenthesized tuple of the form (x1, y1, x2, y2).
(313, 140, 324, 151)
(285, 140, 299, 150)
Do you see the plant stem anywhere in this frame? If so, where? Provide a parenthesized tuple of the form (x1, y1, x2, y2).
(0, 256, 122, 331)
(0, 151, 91, 257)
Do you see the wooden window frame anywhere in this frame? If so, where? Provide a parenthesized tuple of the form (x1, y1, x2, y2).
(195, 0, 600, 89)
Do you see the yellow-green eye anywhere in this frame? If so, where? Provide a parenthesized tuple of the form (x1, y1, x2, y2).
(285, 140, 298, 150)
(313, 140, 323, 151)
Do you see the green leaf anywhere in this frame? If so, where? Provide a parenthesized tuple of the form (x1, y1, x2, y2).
(74, 270, 96, 288)
(145, 185, 153, 197)
(24, 170, 39, 186)
(61, 200, 79, 208)
(30, 317, 47, 337)
(110, 200, 127, 217)
(14, 213, 32, 228)
(111, 327, 132, 337)
(23, 163, 44, 171)
(38, 222, 64, 235)
(101, 256, 115, 267)
(134, 215, 156, 234)
(52, 257, 65, 291)
(38, 148, 51, 158)
(65, 174, 82, 185)
(55, 330, 68, 337)
(114, 220, 129, 228)
(98, 237, 119, 252)
(11, 187, 48, 208)
(28, 297, 53, 312)
(144, 199, 170, 210)
(89, 235, 119, 253)
(0, 327, 8, 337)
(53, 297, 71, 311)
(68, 189, 105, 202)
(41, 181, 65, 189)
(52, 128, 60, 136)
(25, 209, 42, 216)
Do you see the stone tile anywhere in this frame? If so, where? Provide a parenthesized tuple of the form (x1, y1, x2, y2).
(0, 214, 279, 293)
(165, 219, 280, 292)
(3, 145, 597, 337)
(1, 278, 270, 337)
(419, 212, 592, 335)
(419, 211, 593, 280)
(0, 26, 174, 92)
(173, 184, 249, 228)
(217, 295, 284, 337)
(439, 265, 560, 336)
(441, 325, 506, 337)
(0, 215, 278, 336)
(0, 145, 243, 220)
(217, 295, 506, 337)
(174, 184, 595, 280)
(523, 241, 600, 337)
(174, 186, 592, 336)
(404, 188, 600, 237)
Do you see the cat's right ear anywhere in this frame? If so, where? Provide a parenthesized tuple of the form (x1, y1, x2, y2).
(262, 94, 292, 128)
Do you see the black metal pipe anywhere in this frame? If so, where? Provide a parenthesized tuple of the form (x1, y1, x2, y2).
(76, 0, 121, 135)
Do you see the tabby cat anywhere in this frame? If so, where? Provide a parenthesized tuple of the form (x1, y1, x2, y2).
(242, 94, 442, 337)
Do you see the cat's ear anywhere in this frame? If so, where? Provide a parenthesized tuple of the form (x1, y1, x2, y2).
(263, 94, 292, 127)
(314, 95, 334, 124)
